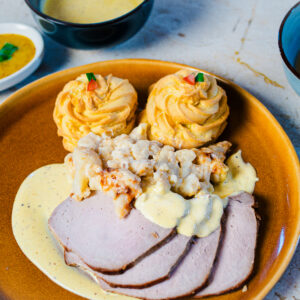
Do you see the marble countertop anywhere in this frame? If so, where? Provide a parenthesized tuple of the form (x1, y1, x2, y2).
(0, 0, 299, 299)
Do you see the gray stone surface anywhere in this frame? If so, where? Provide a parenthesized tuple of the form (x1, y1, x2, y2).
(0, 0, 299, 299)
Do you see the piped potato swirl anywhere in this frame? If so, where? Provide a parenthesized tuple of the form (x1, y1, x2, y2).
(140, 69, 229, 149)
(53, 73, 138, 152)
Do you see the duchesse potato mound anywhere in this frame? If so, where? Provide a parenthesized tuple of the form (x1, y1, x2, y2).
(140, 69, 229, 149)
(53, 73, 138, 152)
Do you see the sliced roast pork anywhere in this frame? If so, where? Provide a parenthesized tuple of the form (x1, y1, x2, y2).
(66, 236, 193, 288)
(65, 234, 193, 288)
(196, 192, 257, 297)
(99, 227, 221, 300)
(49, 191, 175, 274)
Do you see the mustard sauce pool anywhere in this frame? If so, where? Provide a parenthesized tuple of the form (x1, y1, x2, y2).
(0, 34, 35, 79)
(12, 164, 112, 300)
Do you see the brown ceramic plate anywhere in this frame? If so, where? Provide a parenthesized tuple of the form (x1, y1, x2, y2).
(0, 59, 299, 300)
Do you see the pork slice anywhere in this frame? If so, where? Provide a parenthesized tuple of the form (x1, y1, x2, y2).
(196, 192, 257, 297)
(98, 228, 221, 300)
(49, 191, 175, 274)
(65, 234, 193, 288)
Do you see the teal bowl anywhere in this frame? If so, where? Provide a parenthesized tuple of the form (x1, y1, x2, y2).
(279, 1, 300, 95)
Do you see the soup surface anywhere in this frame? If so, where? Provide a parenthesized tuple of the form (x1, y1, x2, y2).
(43, 0, 144, 24)
(0, 34, 35, 79)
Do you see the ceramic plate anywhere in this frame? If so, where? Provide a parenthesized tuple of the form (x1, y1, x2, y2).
(0, 59, 299, 300)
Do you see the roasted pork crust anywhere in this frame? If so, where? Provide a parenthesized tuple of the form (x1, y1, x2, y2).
(86, 228, 177, 275)
(100, 227, 223, 300)
(100, 237, 195, 289)
(49, 210, 177, 276)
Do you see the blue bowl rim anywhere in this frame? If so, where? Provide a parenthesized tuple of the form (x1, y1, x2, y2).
(24, 0, 153, 28)
(278, 1, 300, 80)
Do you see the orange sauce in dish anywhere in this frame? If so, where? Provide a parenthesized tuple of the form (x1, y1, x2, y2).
(0, 34, 35, 79)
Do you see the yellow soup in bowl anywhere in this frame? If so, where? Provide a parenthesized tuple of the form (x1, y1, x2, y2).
(43, 0, 144, 24)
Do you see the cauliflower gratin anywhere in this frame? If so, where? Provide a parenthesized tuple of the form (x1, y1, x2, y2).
(65, 123, 231, 218)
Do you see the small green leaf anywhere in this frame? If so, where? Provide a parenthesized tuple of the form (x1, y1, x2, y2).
(86, 72, 96, 82)
(0, 54, 9, 62)
(195, 72, 204, 82)
(0, 43, 18, 62)
(2, 43, 18, 54)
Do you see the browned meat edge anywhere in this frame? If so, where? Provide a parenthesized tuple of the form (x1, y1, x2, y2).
(100, 237, 195, 289)
(194, 199, 260, 298)
(60, 228, 177, 275)
(101, 226, 224, 300)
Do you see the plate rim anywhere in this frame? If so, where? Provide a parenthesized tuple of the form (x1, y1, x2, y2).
(2, 58, 300, 300)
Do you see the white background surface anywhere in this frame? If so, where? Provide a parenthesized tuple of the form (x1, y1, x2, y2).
(0, 0, 299, 299)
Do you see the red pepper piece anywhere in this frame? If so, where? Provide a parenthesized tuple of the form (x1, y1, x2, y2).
(183, 74, 195, 85)
(87, 79, 98, 91)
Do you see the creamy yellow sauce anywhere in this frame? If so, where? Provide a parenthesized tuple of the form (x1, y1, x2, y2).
(196, 195, 224, 237)
(177, 195, 212, 236)
(136, 150, 258, 237)
(135, 183, 187, 228)
(0, 34, 35, 79)
(214, 150, 258, 199)
(135, 186, 224, 238)
(12, 164, 130, 300)
(43, 0, 144, 24)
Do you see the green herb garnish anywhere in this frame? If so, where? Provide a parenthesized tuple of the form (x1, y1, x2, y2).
(86, 72, 96, 82)
(0, 43, 18, 62)
(195, 72, 204, 83)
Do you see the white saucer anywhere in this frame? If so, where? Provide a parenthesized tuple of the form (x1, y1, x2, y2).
(0, 23, 44, 91)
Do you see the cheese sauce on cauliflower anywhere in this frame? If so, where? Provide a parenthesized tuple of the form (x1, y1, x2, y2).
(65, 123, 231, 218)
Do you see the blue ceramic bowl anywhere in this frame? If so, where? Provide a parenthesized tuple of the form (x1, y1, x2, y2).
(24, 0, 154, 49)
(279, 2, 300, 95)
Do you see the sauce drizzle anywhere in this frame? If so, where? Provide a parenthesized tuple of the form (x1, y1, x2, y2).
(12, 164, 118, 300)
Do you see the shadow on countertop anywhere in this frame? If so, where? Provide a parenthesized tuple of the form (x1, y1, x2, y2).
(109, 0, 207, 52)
